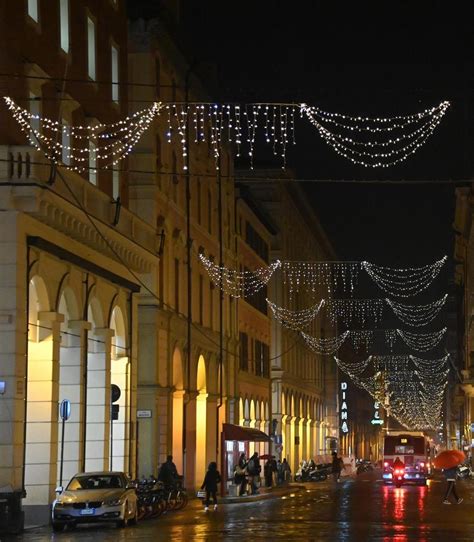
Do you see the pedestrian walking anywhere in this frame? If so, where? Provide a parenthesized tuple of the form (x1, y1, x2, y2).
(442, 466, 463, 505)
(264, 460, 273, 487)
(201, 461, 221, 511)
(331, 451, 344, 482)
(247, 452, 261, 494)
(233, 453, 247, 496)
(281, 458, 291, 483)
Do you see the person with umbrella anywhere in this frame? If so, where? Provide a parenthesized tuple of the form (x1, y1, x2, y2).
(433, 449, 465, 505)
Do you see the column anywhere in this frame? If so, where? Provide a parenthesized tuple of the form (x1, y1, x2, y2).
(57, 320, 89, 485)
(24, 311, 63, 508)
(206, 394, 218, 465)
(85, 327, 113, 472)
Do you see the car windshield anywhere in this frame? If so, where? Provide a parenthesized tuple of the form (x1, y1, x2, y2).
(67, 475, 124, 491)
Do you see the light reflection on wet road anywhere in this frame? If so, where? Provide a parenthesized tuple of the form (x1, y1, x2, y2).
(11, 473, 474, 541)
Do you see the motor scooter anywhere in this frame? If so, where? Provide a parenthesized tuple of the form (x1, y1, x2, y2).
(393, 467, 405, 488)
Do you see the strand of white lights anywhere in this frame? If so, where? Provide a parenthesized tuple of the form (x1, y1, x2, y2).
(326, 299, 385, 326)
(5, 97, 161, 170)
(164, 103, 299, 170)
(301, 330, 350, 355)
(409, 353, 449, 370)
(362, 256, 447, 298)
(386, 294, 447, 327)
(280, 261, 361, 296)
(199, 253, 281, 298)
(333, 356, 374, 377)
(301, 101, 450, 168)
(266, 299, 325, 330)
(397, 328, 447, 352)
(350, 330, 375, 352)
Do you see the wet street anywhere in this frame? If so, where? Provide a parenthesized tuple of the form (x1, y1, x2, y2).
(10, 473, 474, 541)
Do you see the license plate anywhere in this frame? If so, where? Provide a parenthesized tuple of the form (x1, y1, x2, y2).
(80, 508, 95, 515)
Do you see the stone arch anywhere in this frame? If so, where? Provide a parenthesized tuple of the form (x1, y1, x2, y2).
(28, 275, 51, 342)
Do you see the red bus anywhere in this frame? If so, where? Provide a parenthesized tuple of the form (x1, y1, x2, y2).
(382, 432, 431, 486)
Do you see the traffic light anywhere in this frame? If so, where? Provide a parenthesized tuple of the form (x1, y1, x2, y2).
(111, 384, 121, 421)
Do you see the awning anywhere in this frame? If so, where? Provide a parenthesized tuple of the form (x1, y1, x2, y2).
(222, 423, 271, 442)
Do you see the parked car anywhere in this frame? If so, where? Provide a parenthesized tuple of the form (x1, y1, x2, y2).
(51, 471, 138, 531)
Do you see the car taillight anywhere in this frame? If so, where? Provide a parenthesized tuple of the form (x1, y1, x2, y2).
(420, 462, 425, 468)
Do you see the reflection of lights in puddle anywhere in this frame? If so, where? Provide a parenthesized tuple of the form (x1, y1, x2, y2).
(281, 496, 287, 500)
(290, 493, 296, 497)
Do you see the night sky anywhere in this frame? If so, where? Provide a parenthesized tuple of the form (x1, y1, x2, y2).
(178, 1, 474, 267)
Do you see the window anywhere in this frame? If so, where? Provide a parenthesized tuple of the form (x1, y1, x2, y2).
(88, 140, 97, 184)
(87, 16, 96, 80)
(111, 45, 119, 102)
(207, 190, 212, 234)
(174, 258, 180, 312)
(239, 332, 248, 371)
(28, 0, 38, 22)
(155, 57, 161, 99)
(209, 282, 214, 329)
(29, 92, 40, 134)
(197, 178, 201, 224)
(244, 270, 267, 315)
(171, 152, 178, 202)
(112, 169, 120, 199)
(254, 341, 269, 378)
(60, 0, 69, 52)
(245, 222, 269, 262)
(198, 275, 203, 325)
(61, 120, 70, 165)
(155, 134, 162, 188)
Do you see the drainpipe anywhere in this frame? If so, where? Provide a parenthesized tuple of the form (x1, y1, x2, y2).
(128, 291, 134, 477)
(216, 155, 223, 462)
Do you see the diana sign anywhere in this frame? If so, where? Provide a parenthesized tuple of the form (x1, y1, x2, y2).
(371, 401, 383, 425)
(340, 382, 349, 434)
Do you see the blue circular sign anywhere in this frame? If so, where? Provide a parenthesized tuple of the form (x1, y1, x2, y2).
(60, 399, 71, 421)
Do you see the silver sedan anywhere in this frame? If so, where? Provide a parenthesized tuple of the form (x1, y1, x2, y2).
(51, 472, 138, 531)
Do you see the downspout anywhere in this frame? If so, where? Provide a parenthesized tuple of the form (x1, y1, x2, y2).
(216, 156, 223, 462)
(80, 274, 91, 472)
(22, 245, 37, 496)
(128, 290, 134, 476)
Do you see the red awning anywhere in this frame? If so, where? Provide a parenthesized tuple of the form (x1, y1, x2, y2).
(222, 423, 271, 442)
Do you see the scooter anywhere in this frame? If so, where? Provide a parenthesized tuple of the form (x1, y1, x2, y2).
(393, 467, 405, 488)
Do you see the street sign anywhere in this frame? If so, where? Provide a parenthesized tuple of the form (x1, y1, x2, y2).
(137, 409, 152, 418)
(371, 419, 383, 425)
(59, 399, 71, 421)
(111, 384, 121, 403)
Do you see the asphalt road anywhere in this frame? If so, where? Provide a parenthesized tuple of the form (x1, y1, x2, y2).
(9, 472, 474, 541)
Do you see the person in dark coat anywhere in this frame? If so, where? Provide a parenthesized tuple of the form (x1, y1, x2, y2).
(247, 452, 261, 494)
(234, 453, 247, 496)
(264, 460, 273, 487)
(158, 455, 179, 487)
(201, 461, 221, 511)
(443, 466, 462, 505)
(331, 451, 344, 482)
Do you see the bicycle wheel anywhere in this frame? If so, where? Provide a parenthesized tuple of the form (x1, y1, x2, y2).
(174, 491, 188, 510)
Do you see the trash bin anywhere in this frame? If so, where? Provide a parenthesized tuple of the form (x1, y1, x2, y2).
(0, 492, 24, 534)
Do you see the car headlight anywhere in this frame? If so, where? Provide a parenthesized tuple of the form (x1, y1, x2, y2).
(104, 498, 123, 507)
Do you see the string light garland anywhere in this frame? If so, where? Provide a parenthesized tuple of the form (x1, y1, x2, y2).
(6, 97, 450, 172)
(301, 101, 450, 168)
(386, 294, 447, 327)
(301, 331, 350, 355)
(4, 97, 161, 171)
(362, 256, 447, 298)
(199, 253, 280, 298)
(266, 299, 325, 330)
(397, 328, 447, 352)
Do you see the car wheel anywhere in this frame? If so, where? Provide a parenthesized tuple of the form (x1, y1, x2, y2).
(52, 522, 65, 532)
(116, 502, 129, 528)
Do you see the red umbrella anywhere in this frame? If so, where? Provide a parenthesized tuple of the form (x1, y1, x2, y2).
(432, 449, 465, 469)
(259, 454, 275, 461)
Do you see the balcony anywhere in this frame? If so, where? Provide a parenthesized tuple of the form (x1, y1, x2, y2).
(0, 145, 160, 273)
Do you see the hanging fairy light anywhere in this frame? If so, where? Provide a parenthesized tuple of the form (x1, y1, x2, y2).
(199, 253, 280, 298)
(362, 256, 447, 298)
(301, 101, 450, 168)
(397, 328, 447, 351)
(301, 330, 350, 355)
(325, 298, 385, 326)
(266, 299, 325, 330)
(4, 97, 161, 170)
(386, 294, 447, 327)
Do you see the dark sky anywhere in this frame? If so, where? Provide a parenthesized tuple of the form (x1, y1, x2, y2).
(177, 1, 474, 267)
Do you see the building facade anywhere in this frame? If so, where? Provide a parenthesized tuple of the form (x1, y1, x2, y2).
(0, 0, 157, 527)
(238, 171, 339, 474)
